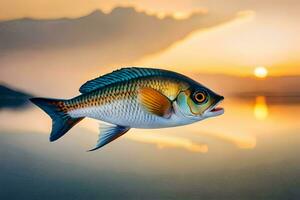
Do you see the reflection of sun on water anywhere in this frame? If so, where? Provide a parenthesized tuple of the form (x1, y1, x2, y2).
(127, 134, 208, 153)
(254, 96, 269, 120)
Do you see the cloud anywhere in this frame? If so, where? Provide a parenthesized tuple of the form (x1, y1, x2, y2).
(0, 7, 236, 96)
(0, 0, 239, 21)
(0, 7, 235, 55)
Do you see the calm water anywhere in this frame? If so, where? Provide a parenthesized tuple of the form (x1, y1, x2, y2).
(0, 96, 300, 200)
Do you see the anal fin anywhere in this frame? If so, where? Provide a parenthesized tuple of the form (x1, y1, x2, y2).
(88, 123, 130, 151)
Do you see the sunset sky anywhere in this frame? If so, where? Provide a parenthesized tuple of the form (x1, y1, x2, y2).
(0, 0, 299, 76)
(1, 2, 300, 199)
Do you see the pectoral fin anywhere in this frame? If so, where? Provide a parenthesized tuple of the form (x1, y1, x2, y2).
(88, 123, 130, 151)
(138, 87, 172, 118)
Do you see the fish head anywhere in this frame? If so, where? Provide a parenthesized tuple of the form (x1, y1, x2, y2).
(174, 84, 224, 121)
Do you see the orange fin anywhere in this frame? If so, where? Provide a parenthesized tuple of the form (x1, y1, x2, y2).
(138, 87, 172, 118)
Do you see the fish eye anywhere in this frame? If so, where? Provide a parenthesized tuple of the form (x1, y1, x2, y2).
(193, 91, 207, 104)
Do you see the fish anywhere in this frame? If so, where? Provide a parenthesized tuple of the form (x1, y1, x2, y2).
(30, 67, 224, 151)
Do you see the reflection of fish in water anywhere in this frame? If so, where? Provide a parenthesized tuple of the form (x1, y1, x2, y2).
(30, 67, 224, 151)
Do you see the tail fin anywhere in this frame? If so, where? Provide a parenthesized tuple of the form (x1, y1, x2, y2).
(30, 97, 84, 142)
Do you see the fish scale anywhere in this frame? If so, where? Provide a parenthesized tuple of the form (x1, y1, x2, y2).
(67, 77, 183, 128)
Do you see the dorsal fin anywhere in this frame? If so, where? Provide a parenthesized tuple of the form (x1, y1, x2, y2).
(79, 67, 168, 93)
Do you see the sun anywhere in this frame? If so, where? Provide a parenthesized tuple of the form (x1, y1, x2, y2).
(254, 66, 268, 78)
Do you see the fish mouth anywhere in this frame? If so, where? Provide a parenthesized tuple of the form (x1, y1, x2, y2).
(210, 107, 224, 113)
(206, 96, 224, 116)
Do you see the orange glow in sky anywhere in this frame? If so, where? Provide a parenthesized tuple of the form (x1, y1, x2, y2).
(1, 0, 300, 76)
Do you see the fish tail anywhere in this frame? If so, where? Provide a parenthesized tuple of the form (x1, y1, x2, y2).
(30, 97, 84, 142)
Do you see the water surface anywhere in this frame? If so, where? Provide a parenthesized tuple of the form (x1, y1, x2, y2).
(0, 96, 299, 200)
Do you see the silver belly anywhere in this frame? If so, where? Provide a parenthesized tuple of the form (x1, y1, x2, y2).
(68, 100, 193, 128)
